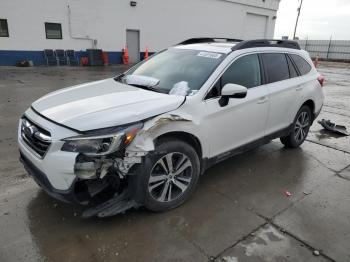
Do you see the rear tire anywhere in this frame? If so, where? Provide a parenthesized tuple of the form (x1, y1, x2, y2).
(134, 138, 200, 212)
(280, 105, 312, 148)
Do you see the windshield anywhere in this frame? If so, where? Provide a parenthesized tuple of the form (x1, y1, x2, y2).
(122, 48, 225, 95)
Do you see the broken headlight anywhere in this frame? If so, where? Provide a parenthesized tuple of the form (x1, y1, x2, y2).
(61, 123, 143, 156)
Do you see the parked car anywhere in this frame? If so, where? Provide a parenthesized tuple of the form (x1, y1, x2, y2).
(18, 38, 325, 217)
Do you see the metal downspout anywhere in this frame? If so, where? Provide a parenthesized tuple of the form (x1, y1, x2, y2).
(67, 5, 96, 49)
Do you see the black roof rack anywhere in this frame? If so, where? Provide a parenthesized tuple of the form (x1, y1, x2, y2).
(232, 39, 301, 50)
(178, 37, 243, 45)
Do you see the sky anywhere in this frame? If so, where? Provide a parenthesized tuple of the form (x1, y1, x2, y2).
(274, 0, 350, 40)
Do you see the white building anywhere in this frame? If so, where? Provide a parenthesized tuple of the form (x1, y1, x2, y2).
(0, 0, 280, 65)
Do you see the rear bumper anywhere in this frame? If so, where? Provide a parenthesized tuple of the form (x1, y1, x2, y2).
(20, 151, 77, 203)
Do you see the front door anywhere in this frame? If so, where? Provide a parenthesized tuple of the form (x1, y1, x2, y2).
(126, 29, 140, 63)
(204, 54, 269, 158)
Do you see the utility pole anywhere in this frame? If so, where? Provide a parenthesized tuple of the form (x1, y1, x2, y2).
(293, 0, 304, 39)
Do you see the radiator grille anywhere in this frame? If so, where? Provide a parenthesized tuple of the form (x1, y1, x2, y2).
(21, 117, 51, 158)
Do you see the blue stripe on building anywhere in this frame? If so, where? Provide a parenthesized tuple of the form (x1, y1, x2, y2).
(0, 50, 152, 66)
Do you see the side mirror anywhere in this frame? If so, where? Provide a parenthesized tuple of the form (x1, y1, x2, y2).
(219, 83, 248, 107)
(221, 83, 248, 98)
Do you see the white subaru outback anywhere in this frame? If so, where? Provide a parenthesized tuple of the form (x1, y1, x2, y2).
(18, 38, 324, 217)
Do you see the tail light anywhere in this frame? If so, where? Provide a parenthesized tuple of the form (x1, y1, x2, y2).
(317, 75, 325, 87)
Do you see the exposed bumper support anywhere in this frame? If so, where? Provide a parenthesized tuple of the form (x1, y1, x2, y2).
(81, 189, 140, 218)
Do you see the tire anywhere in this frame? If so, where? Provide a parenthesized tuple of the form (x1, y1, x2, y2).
(280, 105, 312, 148)
(134, 138, 200, 212)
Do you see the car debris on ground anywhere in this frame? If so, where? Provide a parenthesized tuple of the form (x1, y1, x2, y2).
(318, 119, 349, 136)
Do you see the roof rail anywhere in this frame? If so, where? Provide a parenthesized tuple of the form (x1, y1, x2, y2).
(178, 37, 243, 45)
(232, 39, 301, 51)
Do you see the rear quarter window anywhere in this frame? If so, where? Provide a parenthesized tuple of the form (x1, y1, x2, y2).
(290, 54, 312, 76)
(287, 55, 298, 78)
(261, 53, 290, 84)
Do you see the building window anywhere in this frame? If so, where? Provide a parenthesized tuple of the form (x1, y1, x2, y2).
(0, 19, 9, 37)
(45, 22, 62, 39)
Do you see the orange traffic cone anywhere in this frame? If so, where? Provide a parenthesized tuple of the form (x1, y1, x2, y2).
(144, 47, 149, 60)
(122, 46, 129, 65)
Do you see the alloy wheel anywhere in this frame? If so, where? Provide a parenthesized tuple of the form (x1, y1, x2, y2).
(148, 152, 193, 202)
(294, 111, 310, 143)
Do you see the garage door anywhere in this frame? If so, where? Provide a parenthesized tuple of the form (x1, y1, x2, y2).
(244, 13, 268, 40)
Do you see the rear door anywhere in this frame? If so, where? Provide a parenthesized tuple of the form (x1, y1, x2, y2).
(262, 53, 299, 134)
(204, 54, 269, 158)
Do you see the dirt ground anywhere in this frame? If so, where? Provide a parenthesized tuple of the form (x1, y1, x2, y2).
(0, 62, 349, 262)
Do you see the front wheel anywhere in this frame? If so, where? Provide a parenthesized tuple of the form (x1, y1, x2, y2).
(280, 106, 312, 148)
(135, 139, 200, 212)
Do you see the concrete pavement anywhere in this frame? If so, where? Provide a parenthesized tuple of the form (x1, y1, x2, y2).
(0, 62, 349, 262)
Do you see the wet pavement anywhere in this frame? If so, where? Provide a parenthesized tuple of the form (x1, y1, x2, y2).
(0, 62, 350, 262)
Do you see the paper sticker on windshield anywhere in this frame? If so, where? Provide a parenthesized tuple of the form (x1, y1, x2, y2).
(197, 52, 222, 59)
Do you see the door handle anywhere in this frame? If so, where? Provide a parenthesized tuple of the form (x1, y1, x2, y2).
(257, 96, 268, 104)
(296, 85, 303, 91)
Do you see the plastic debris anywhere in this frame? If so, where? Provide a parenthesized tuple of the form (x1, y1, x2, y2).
(318, 119, 349, 136)
(169, 81, 190, 96)
(221, 256, 238, 262)
(284, 190, 292, 197)
(188, 89, 198, 96)
(123, 75, 160, 88)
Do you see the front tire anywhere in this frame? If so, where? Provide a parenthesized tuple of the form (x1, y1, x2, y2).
(280, 105, 312, 148)
(136, 139, 200, 212)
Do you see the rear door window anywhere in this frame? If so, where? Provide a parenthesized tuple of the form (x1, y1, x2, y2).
(262, 53, 289, 84)
(290, 54, 312, 75)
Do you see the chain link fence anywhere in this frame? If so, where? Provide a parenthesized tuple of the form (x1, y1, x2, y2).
(297, 40, 350, 61)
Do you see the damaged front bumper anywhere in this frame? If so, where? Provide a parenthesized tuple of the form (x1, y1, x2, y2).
(20, 150, 144, 217)
(18, 110, 150, 217)
(20, 152, 78, 203)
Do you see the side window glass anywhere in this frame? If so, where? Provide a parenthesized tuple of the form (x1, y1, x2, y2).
(205, 79, 221, 99)
(221, 54, 261, 89)
(262, 53, 289, 83)
(290, 54, 312, 75)
(287, 55, 298, 78)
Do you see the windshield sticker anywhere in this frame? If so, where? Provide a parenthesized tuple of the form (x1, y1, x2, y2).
(197, 52, 222, 59)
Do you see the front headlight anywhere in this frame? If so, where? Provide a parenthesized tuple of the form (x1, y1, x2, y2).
(61, 123, 143, 155)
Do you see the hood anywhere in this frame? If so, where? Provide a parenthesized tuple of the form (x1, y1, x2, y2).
(32, 78, 185, 131)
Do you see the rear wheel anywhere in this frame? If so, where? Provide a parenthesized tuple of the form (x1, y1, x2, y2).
(136, 139, 200, 212)
(280, 106, 312, 148)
